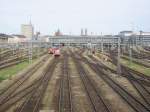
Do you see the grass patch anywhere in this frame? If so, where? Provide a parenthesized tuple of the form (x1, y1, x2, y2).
(120, 58, 150, 76)
(0, 59, 37, 82)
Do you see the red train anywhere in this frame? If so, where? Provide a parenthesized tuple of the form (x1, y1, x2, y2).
(53, 49, 61, 57)
(48, 48, 54, 54)
(48, 47, 61, 57)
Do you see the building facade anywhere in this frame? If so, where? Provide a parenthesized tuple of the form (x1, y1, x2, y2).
(0, 34, 9, 43)
(21, 24, 34, 38)
(8, 35, 27, 43)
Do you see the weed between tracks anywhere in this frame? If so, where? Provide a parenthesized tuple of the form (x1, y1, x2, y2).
(120, 59, 150, 76)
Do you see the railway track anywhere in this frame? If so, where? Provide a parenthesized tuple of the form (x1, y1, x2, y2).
(0, 49, 28, 69)
(58, 53, 73, 112)
(121, 56, 150, 68)
(0, 58, 27, 70)
(73, 49, 150, 112)
(108, 52, 150, 82)
(0, 77, 42, 111)
(124, 67, 150, 81)
(144, 47, 150, 52)
(88, 55, 150, 107)
(128, 50, 150, 60)
(88, 54, 150, 83)
(137, 47, 150, 56)
(0, 55, 25, 66)
(0, 50, 46, 70)
(126, 72, 150, 106)
(0, 55, 49, 107)
(0, 49, 23, 61)
(111, 48, 150, 60)
(15, 58, 59, 112)
(85, 59, 150, 112)
(71, 52, 111, 112)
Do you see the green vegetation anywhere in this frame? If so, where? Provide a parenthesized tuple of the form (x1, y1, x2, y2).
(0, 59, 37, 82)
(120, 58, 150, 76)
(122, 55, 150, 67)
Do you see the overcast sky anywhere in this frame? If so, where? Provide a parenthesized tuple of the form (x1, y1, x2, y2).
(0, 0, 150, 35)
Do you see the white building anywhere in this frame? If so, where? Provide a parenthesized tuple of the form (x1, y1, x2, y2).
(119, 31, 133, 36)
(8, 35, 27, 43)
(0, 34, 11, 43)
(119, 31, 150, 36)
(39, 35, 50, 42)
(136, 31, 150, 36)
(21, 23, 34, 38)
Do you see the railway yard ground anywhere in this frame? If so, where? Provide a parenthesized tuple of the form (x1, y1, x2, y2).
(0, 46, 150, 112)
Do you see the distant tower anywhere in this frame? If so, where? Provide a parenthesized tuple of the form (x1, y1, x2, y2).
(55, 29, 62, 36)
(36, 32, 40, 37)
(21, 22, 34, 38)
(85, 28, 87, 36)
(81, 29, 83, 36)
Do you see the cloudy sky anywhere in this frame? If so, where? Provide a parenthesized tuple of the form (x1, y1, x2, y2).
(0, 0, 150, 35)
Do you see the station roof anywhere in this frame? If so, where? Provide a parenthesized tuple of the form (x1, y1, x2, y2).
(11, 34, 27, 38)
(0, 33, 13, 39)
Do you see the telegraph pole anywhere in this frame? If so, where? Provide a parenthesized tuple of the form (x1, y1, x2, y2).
(139, 30, 143, 46)
(117, 36, 121, 75)
(129, 32, 134, 65)
(28, 40, 33, 63)
(12, 43, 16, 56)
(129, 46, 132, 65)
(101, 32, 104, 53)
